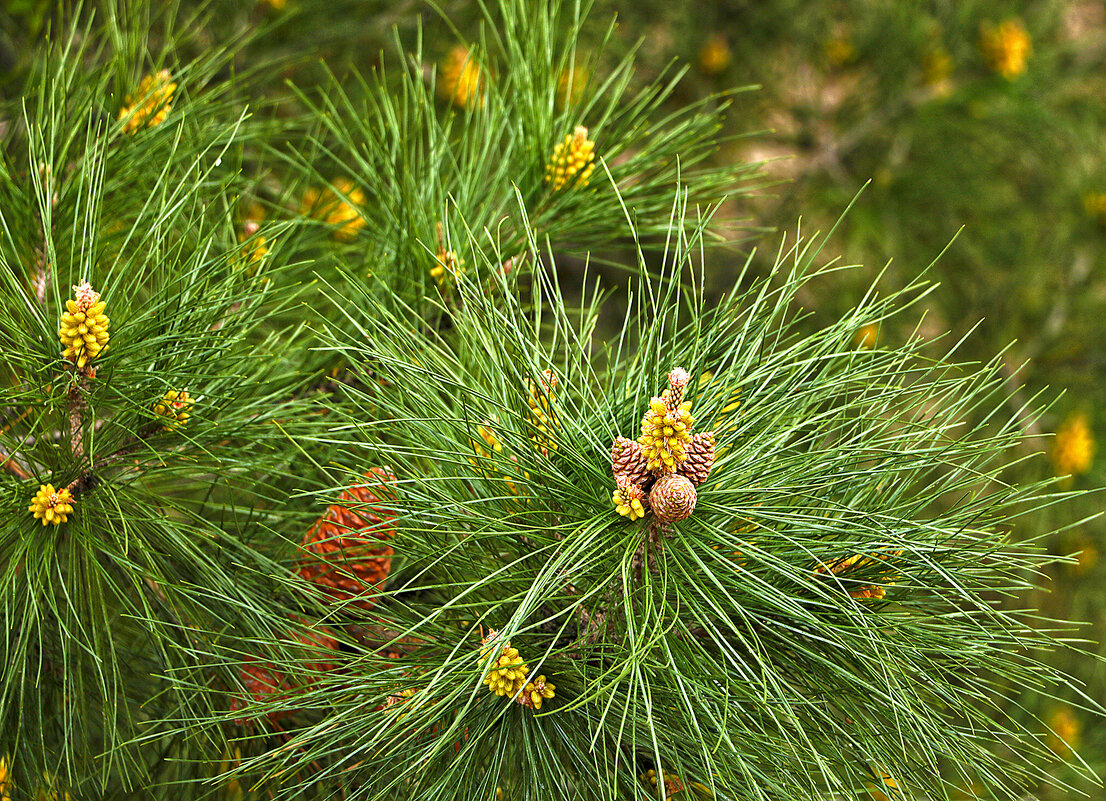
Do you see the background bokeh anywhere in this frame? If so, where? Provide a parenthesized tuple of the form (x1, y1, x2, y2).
(4, 0, 1104, 796)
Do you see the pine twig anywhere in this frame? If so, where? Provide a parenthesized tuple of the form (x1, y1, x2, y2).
(68, 379, 86, 461)
(31, 165, 55, 308)
(0, 448, 30, 480)
(31, 237, 48, 307)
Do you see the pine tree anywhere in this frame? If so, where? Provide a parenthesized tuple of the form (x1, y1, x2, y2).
(0, 1, 1098, 799)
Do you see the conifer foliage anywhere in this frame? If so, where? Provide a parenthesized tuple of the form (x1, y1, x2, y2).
(0, 1, 1097, 800)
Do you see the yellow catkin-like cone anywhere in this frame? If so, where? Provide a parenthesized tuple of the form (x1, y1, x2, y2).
(854, 323, 879, 350)
(0, 755, 10, 801)
(527, 370, 559, 455)
(240, 233, 268, 267)
(979, 19, 1031, 79)
(642, 769, 685, 797)
(153, 389, 193, 430)
(430, 248, 465, 287)
(34, 780, 69, 801)
(518, 674, 555, 710)
(698, 34, 731, 76)
(865, 769, 899, 801)
(439, 45, 487, 109)
(556, 62, 588, 108)
(545, 126, 596, 191)
(813, 550, 902, 599)
(300, 178, 366, 241)
(482, 641, 529, 698)
(217, 747, 246, 801)
(474, 422, 504, 457)
(639, 396, 693, 474)
(59, 282, 109, 368)
(34, 773, 72, 801)
(118, 70, 177, 133)
(29, 484, 74, 527)
(1047, 706, 1081, 758)
(923, 47, 953, 96)
(470, 419, 520, 495)
(612, 481, 646, 521)
(1052, 412, 1095, 477)
(1085, 193, 1106, 228)
(824, 36, 856, 67)
(1067, 532, 1098, 575)
(480, 631, 552, 712)
(237, 216, 268, 271)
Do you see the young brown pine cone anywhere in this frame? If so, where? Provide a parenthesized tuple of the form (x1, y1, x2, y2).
(649, 474, 697, 523)
(679, 431, 716, 486)
(611, 436, 651, 487)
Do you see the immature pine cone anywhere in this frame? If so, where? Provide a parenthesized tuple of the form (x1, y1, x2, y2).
(483, 642, 529, 698)
(29, 484, 74, 526)
(649, 474, 697, 523)
(59, 281, 109, 368)
(289, 615, 341, 674)
(611, 436, 650, 488)
(545, 126, 596, 191)
(296, 467, 396, 609)
(300, 178, 366, 241)
(230, 616, 341, 726)
(518, 674, 555, 711)
(153, 389, 192, 430)
(613, 478, 648, 521)
(438, 45, 486, 109)
(118, 69, 176, 133)
(679, 431, 716, 486)
(528, 370, 560, 455)
(665, 367, 689, 408)
(230, 659, 292, 726)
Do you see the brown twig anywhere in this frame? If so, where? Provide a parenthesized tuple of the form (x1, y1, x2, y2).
(209, 300, 243, 332)
(0, 449, 30, 480)
(31, 237, 48, 307)
(65, 470, 100, 498)
(31, 164, 55, 308)
(68, 382, 85, 461)
(63, 421, 162, 498)
(0, 404, 37, 479)
(631, 519, 669, 580)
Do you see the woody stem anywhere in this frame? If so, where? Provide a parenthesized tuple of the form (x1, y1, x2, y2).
(68, 377, 87, 461)
(0, 449, 30, 480)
